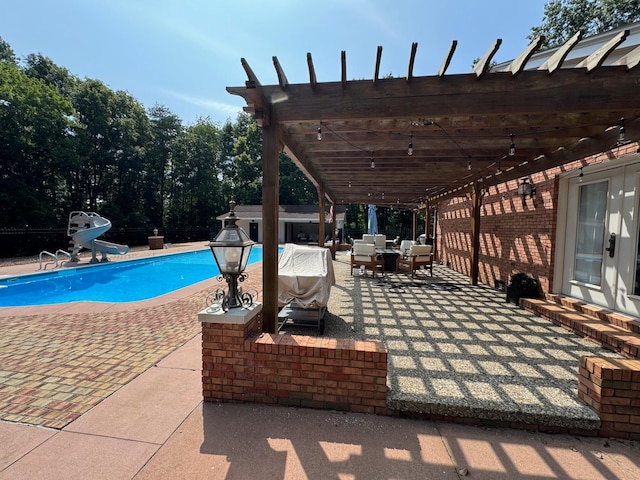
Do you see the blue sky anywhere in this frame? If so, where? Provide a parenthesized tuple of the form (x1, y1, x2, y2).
(1, 0, 549, 125)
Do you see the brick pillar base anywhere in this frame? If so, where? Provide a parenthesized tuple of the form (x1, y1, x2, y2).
(578, 356, 640, 439)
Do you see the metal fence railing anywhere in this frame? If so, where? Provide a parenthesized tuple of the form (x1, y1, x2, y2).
(0, 227, 212, 258)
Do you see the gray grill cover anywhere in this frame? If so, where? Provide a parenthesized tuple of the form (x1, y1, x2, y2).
(277, 244, 335, 308)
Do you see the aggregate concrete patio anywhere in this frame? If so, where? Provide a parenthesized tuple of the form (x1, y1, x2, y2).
(290, 253, 623, 431)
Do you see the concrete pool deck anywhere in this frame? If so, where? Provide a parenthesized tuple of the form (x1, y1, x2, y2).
(1, 243, 640, 478)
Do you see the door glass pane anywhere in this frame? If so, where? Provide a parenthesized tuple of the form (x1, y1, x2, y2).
(574, 181, 608, 285)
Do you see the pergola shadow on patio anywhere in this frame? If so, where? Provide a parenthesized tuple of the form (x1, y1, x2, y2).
(279, 253, 622, 431)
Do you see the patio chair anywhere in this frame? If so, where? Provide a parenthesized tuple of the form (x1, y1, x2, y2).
(350, 243, 382, 277)
(362, 234, 375, 245)
(374, 234, 386, 249)
(399, 240, 415, 255)
(398, 244, 433, 278)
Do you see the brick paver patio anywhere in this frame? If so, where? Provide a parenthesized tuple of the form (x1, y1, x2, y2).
(0, 254, 263, 429)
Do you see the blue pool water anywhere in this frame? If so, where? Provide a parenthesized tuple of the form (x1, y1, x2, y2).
(0, 247, 266, 306)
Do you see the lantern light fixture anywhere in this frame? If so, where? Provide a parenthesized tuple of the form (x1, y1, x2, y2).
(618, 117, 626, 145)
(209, 200, 255, 311)
(517, 177, 536, 205)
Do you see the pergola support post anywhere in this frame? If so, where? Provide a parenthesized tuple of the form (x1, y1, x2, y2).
(261, 123, 281, 333)
(318, 187, 325, 247)
(470, 183, 482, 286)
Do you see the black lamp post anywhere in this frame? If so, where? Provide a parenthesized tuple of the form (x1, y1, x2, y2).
(209, 200, 255, 310)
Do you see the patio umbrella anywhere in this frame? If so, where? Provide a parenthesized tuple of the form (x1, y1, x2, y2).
(367, 204, 378, 235)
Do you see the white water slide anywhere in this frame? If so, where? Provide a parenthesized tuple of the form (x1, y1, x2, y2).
(67, 211, 129, 263)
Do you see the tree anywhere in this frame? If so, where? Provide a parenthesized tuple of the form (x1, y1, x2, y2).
(23, 53, 78, 97)
(102, 90, 152, 227)
(0, 61, 75, 226)
(279, 153, 316, 205)
(147, 104, 182, 227)
(166, 118, 222, 230)
(529, 0, 640, 48)
(0, 37, 16, 64)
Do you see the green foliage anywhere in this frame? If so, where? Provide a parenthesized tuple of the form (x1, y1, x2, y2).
(0, 36, 16, 64)
(529, 0, 640, 48)
(279, 153, 315, 205)
(0, 60, 76, 226)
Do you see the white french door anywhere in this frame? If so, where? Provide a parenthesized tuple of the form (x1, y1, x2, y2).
(561, 159, 640, 317)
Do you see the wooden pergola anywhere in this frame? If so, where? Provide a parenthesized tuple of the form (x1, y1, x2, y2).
(228, 32, 640, 333)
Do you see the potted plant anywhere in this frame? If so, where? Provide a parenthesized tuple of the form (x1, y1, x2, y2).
(506, 272, 540, 305)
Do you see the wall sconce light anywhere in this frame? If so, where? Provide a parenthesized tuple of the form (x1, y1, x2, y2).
(618, 117, 627, 145)
(209, 200, 255, 311)
(517, 177, 536, 205)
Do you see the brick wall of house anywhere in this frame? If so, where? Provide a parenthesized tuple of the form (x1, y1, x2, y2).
(201, 311, 388, 414)
(436, 143, 639, 294)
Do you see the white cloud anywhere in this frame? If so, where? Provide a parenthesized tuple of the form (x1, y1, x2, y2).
(161, 89, 242, 118)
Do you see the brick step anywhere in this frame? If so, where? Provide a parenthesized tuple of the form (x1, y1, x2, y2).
(520, 298, 640, 359)
(545, 294, 640, 334)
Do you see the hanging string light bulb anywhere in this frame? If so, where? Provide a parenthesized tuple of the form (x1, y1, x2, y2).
(370, 157, 375, 168)
(348, 180, 352, 188)
(509, 133, 515, 156)
(467, 159, 472, 171)
(317, 124, 322, 141)
(408, 134, 414, 156)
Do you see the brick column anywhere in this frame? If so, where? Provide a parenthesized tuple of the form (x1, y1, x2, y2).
(578, 356, 640, 439)
(200, 303, 263, 402)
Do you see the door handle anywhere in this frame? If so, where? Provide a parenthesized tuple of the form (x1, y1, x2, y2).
(605, 233, 616, 258)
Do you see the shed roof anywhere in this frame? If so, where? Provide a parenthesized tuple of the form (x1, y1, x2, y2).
(216, 204, 346, 222)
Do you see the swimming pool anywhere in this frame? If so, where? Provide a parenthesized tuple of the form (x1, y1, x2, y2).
(0, 247, 266, 306)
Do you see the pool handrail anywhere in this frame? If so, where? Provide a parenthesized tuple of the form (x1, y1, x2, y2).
(39, 250, 58, 269)
(38, 249, 73, 270)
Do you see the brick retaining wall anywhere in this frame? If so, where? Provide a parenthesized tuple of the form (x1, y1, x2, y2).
(201, 307, 388, 413)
